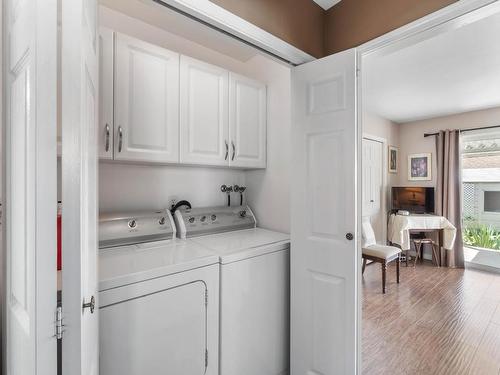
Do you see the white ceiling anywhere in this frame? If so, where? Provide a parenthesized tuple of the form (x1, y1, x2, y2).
(364, 11, 500, 123)
(312, 0, 342, 11)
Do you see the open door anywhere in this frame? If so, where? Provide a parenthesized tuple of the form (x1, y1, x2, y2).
(61, 0, 99, 374)
(291, 49, 359, 374)
(3, 0, 58, 374)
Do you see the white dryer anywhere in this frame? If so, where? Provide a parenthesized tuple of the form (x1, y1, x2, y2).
(98, 210, 219, 375)
(175, 206, 290, 375)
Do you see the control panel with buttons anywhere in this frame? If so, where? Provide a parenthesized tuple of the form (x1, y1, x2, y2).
(99, 209, 176, 248)
(173, 205, 256, 239)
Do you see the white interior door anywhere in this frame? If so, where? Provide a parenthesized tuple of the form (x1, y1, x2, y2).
(291, 49, 359, 375)
(61, 0, 99, 374)
(362, 138, 382, 216)
(4, 0, 58, 374)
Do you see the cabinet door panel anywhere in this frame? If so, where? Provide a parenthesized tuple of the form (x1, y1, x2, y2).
(229, 73, 266, 168)
(180, 56, 229, 166)
(99, 27, 114, 159)
(114, 33, 179, 163)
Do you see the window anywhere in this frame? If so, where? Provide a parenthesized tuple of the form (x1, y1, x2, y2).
(484, 191, 500, 213)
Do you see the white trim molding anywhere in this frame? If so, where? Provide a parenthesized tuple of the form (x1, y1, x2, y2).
(155, 0, 316, 65)
(358, 0, 500, 57)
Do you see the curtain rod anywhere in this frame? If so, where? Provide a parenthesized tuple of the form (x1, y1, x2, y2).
(424, 124, 500, 137)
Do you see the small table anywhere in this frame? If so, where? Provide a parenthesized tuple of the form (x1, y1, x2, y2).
(388, 214, 457, 266)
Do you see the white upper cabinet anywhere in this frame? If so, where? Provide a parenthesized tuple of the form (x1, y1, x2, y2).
(114, 33, 180, 163)
(98, 29, 267, 168)
(180, 55, 229, 166)
(229, 73, 267, 168)
(99, 27, 114, 159)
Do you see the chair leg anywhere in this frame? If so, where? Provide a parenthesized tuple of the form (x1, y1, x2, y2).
(432, 244, 440, 268)
(396, 256, 400, 284)
(414, 242, 421, 267)
(405, 250, 408, 267)
(362, 258, 367, 275)
(382, 262, 387, 294)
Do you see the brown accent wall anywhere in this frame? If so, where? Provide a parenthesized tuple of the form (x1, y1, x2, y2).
(324, 0, 457, 55)
(209, 0, 325, 58)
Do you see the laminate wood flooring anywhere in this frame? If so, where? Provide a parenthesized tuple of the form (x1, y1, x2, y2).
(362, 261, 500, 375)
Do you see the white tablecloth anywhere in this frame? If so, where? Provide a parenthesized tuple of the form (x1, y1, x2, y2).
(388, 214, 457, 251)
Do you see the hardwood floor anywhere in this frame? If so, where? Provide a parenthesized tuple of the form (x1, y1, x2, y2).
(362, 261, 500, 375)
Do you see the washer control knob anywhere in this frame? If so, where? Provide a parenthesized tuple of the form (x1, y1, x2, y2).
(200, 215, 207, 222)
(128, 219, 137, 229)
(239, 210, 247, 218)
(158, 217, 166, 225)
(211, 214, 217, 221)
(188, 217, 195, 224)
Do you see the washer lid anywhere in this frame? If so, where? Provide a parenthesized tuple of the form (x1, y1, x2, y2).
(190, 228, 290, 264)
(98, 239, 218, 291)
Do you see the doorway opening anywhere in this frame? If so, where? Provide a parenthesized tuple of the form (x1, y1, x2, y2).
(360, 2, 500, 373)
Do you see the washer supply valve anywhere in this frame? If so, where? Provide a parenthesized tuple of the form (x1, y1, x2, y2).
(221, 185, 233, 206)
(233, 185, 247, 206)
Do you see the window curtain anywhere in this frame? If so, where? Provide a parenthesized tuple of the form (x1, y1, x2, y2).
(435, 130, 464, 268)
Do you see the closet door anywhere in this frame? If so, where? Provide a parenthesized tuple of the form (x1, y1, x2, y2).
(180, 56, 229, 166)
(114, 33, 180, 163)
(362, 139, 382, 216)
(99, 27, 114, 159)
(229, 73, 267, 168)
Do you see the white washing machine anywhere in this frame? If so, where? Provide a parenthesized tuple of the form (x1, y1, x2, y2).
(175, 206, 291, 375)
(98, 210, 219, 375)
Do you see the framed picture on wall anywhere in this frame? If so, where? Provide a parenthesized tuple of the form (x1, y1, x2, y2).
(388, 146, 398, 173)
(408, 153, 432, 181)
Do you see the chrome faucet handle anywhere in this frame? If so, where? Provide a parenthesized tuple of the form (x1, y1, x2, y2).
(221, 184, 233, 193)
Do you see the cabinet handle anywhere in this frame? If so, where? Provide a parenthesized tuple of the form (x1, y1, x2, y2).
(231, 141, 235, 161)
(104, 124, 110, 152)
(224, 140, 229, 160)
(118, 126, 123, 153)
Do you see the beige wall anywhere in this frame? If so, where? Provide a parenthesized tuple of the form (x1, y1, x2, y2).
(210, 0, 456, 57)
(398, 106, 500, 187)
(210, 0, 325, 58)
(324, 0, 456, 55)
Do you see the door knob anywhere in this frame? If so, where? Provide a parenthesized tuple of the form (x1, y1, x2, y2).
(82, 296, 95, 314)
(346, 233, 354, 241)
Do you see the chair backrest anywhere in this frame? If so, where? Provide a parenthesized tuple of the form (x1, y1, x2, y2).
(362, 216, 377, 247)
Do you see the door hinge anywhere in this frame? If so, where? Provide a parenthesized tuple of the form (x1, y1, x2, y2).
(205, 349, 208, 368)
(356, 67, 360, 77)
(55, 306, 64, 340)
(205, 289, 208, 307)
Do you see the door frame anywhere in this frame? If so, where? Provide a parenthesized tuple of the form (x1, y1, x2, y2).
(356, 0, 500, 370)
(362, 134, 388, 243)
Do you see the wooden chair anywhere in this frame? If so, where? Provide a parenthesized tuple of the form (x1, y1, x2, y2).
(362, 217, 402, 294)
(412, 238, 440, 267)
